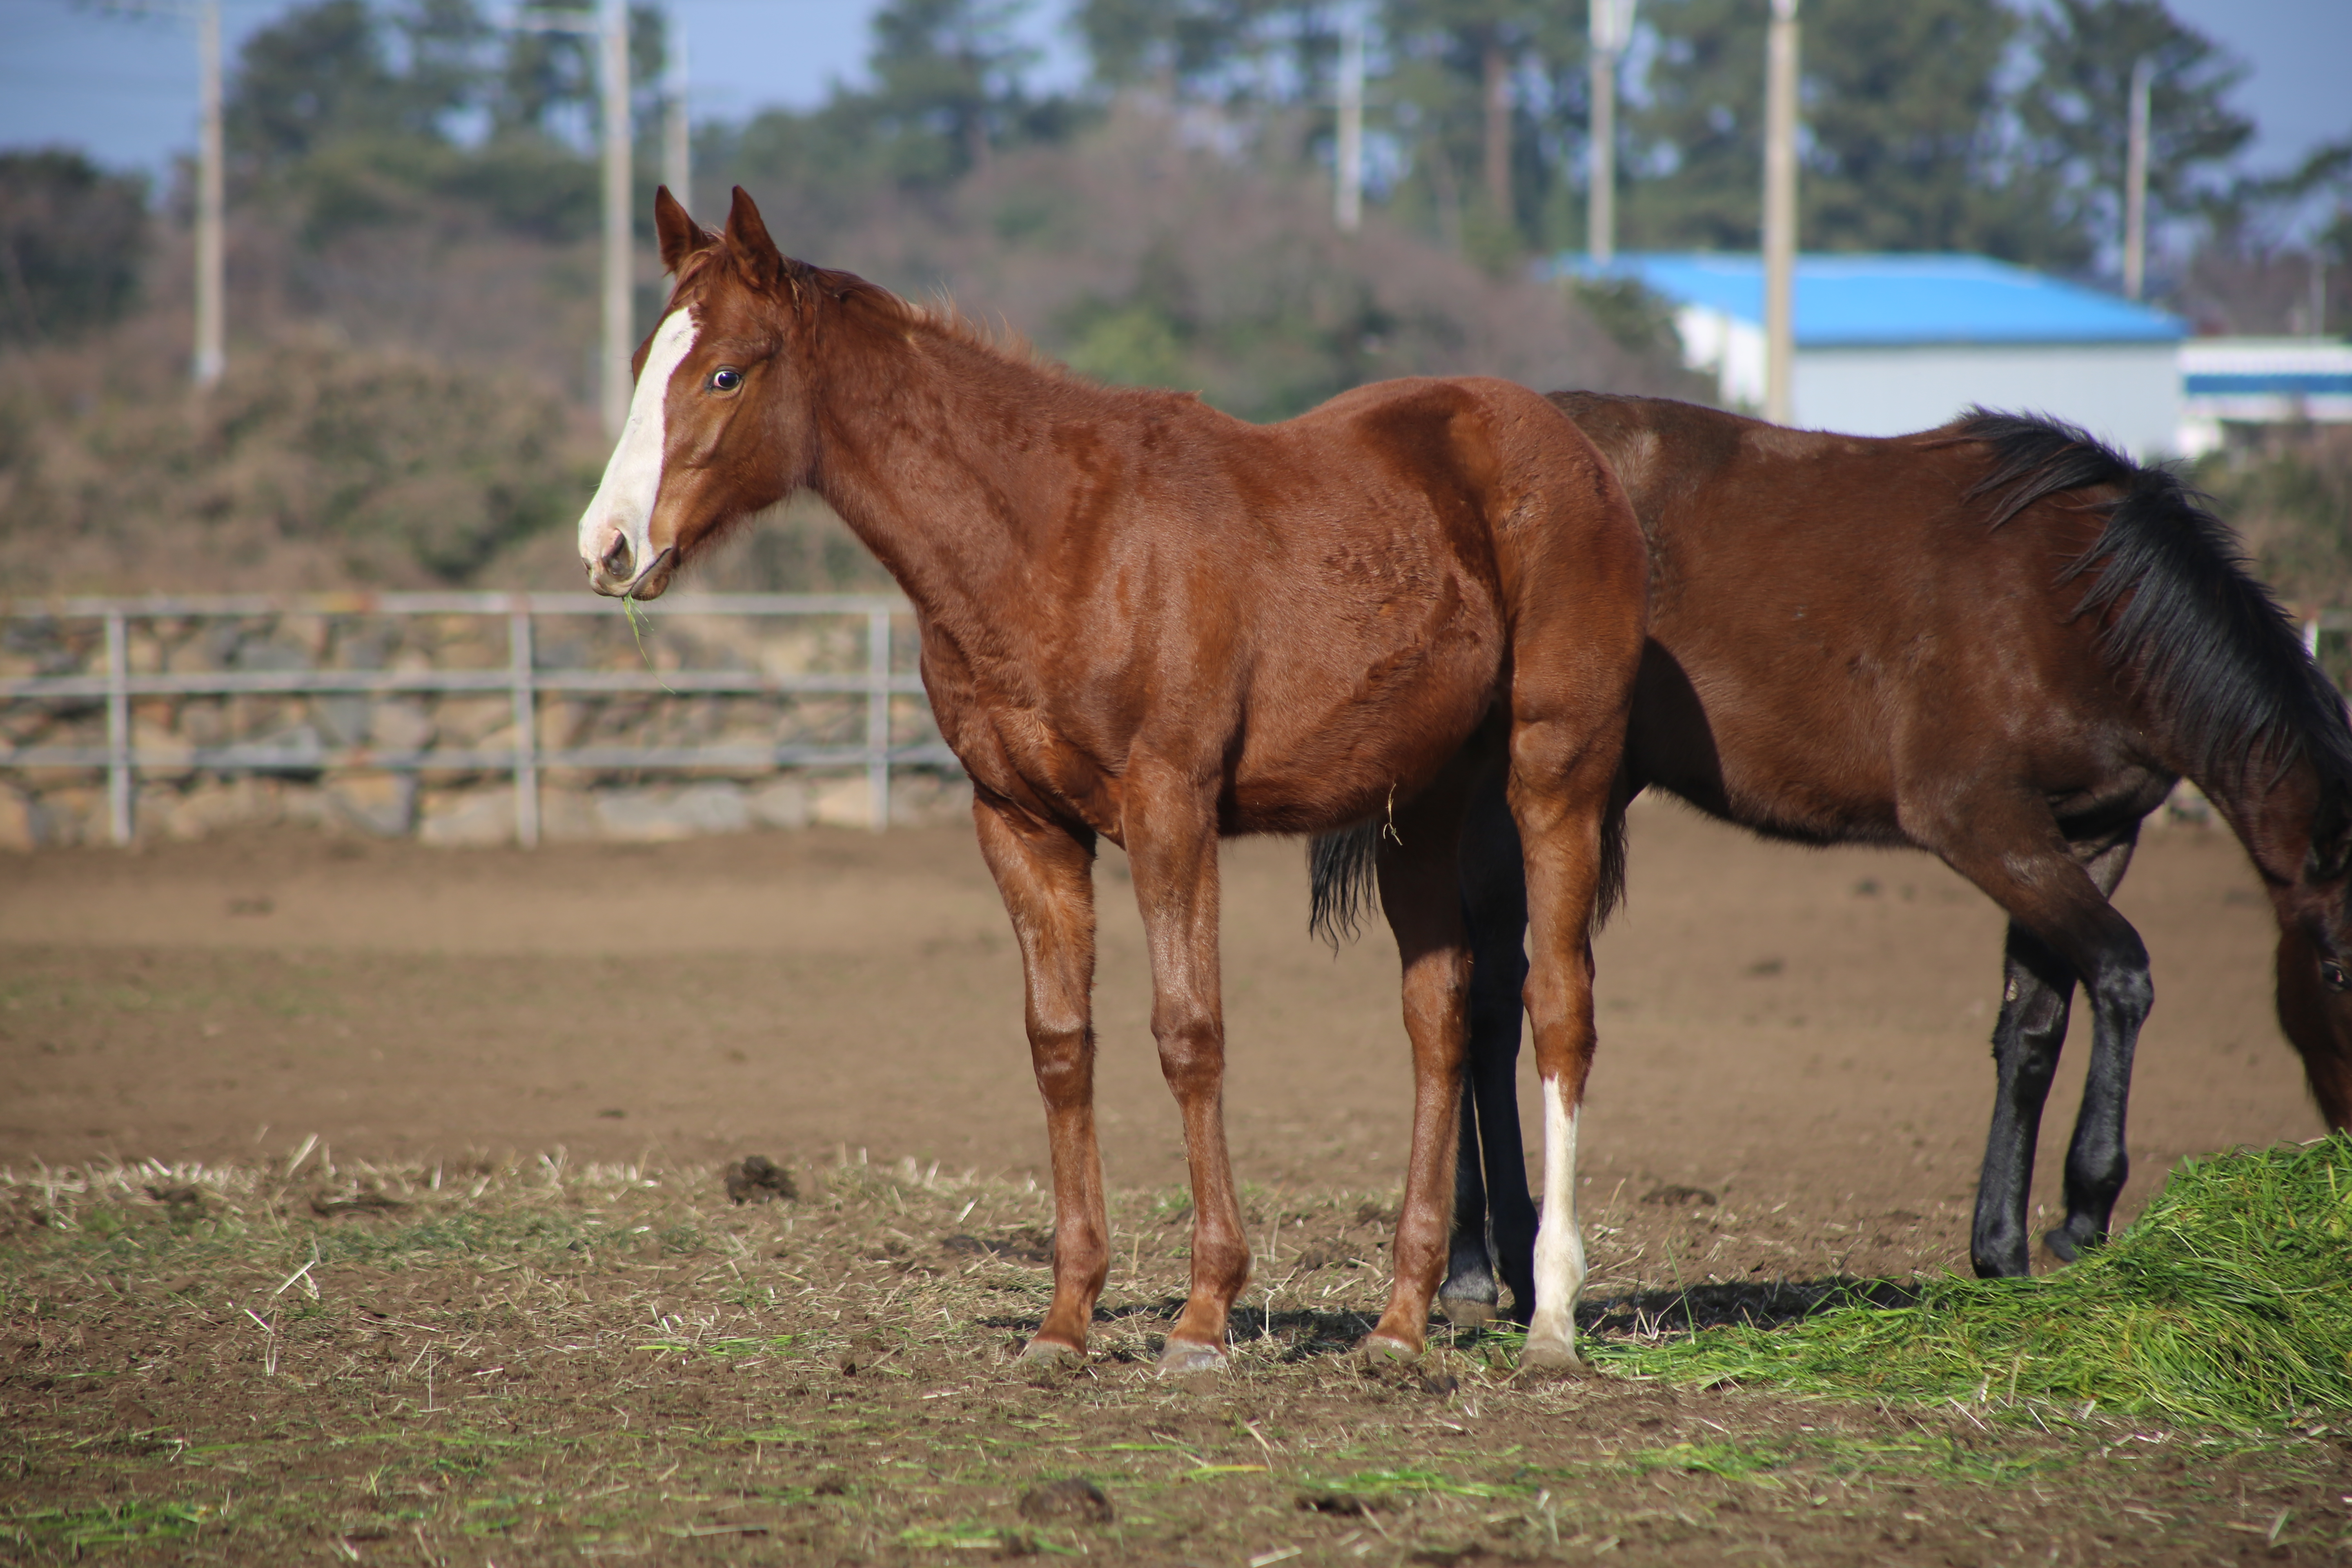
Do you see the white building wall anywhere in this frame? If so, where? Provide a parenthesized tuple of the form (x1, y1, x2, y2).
(1673, 305, 1766, 410)
(1792, 341, 2182, 457)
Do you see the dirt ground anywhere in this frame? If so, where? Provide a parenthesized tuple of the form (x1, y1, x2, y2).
(0, 797, 2324, 1283)
(2, 804, 2346, 1568)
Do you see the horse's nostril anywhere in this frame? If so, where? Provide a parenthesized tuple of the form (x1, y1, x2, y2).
(601, 533, 634, 579)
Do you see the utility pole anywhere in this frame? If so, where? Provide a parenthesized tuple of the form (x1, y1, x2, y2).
(598, 0, 632, 438)
(88, 1, 229, 385)
(1481, 39, 1511, 220)
(193, 0, 224, 388)
(1761, 0, 1799, 425)
(663, 16, 690, 219)
(2122, 57, 2152, 301)
(1588, 0, 1635, 266)
(513, 3, 634, 436)
(1335, 13, 1364, 233)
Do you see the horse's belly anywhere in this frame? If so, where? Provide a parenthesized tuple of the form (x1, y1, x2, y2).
(1223, 646, 1502, 834)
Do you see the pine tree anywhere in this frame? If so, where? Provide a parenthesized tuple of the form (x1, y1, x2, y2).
(2018, 0, 2253, 274)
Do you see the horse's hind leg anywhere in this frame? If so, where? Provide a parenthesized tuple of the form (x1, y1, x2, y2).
(1441, 769, 1537, 1326)
(971, 792, 1107, 1362)
(1441, 1088, 1497, 1324)
(1120, 762, 1252, 1373)
(1364, 761, 1483, 1358)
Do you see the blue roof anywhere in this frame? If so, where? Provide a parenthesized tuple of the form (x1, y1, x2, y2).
(1552, 252, 2185, 347)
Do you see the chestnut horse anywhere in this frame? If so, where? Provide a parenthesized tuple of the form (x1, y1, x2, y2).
(1313, 394, 2352, 1324)
(575, 187, 1647, 1371)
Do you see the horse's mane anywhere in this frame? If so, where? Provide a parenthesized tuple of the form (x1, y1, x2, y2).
(1953, 408, 2352, 798)
(788, 258, 1094, 384)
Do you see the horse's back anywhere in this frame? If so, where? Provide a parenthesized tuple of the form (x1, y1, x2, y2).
(1549, 393, 2139, 843)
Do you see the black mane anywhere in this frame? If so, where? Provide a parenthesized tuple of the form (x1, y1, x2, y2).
(1957, 408, 2352, 800)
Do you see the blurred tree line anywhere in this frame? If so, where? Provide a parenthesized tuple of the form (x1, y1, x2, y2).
(7, 0, 2344, 347)
(4, 0, 2348, 595)
(707, 0, 2343, 284)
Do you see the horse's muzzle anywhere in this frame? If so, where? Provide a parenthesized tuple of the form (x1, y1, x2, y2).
(585, 543, 677, 600)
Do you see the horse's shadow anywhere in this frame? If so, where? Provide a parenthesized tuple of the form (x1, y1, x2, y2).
(977, 1276, 1919, 1365)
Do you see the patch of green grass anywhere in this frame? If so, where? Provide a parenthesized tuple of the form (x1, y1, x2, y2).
(1595, 1138, 2352, 1429)
(1631, 1440, 1794, 1479)
(1301, 1465, 1524, 1501)
(5, 1499, 213, 1549)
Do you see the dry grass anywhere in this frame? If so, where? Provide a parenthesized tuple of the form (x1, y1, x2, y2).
(3, 1146, 2349, 1565)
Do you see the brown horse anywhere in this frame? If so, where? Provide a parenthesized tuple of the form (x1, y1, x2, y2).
(573, 186, 1648, 1371)
(1307, 394, 2352, 1323)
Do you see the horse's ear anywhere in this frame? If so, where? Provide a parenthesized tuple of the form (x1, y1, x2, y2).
(724, 185, 785, 290)
(653, 185, 712, 274)
(2308, 790, 2352, 882)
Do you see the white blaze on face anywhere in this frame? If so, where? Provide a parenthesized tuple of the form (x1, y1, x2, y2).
(577, 307, 700, 584)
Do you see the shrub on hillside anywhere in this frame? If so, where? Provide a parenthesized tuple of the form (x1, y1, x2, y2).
(2194, 427, 2352, 610)
(0, 330, 599, 592)
(0, 149, 149, 345)
(713, 105, 1706, 425)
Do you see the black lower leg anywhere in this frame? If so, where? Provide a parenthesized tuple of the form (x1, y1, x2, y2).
(1449, 773, 1536, 1319)
(1439, 771, 1533, 1326)
(1470, 1036, 1537, 1319)
(1439, 1083, 1497, 1317)
(1971, 924, 2074, 1278)
(2049, 939, 2151, 1261)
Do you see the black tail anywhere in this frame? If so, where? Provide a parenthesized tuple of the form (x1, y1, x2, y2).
(1956, 408, 2352, 797)
(1307, 821, 1382, 950)
(1305, 782, 1630, 950)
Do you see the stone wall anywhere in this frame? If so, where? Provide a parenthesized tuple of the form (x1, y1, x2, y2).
(0, 607, 970, 850)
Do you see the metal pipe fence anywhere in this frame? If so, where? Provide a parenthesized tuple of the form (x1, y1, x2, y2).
(0, 592, 955, 847)
(8, 595, 2346, 852)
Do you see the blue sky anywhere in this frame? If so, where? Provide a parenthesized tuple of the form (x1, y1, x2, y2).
(1, 0, 2343, 189)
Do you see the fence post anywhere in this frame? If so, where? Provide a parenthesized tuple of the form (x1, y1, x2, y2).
(105, 609, 132, 846)
(867, 606, 891, 832)
(509, 603, 540, 848)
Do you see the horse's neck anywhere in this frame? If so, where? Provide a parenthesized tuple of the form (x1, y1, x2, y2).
(2204, 753, 2324, 890)
(808, 323, 1079, 628)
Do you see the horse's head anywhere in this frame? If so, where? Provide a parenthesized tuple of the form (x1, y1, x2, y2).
(2276, 786, 2352, 1127)
(579, 185, 816, 599)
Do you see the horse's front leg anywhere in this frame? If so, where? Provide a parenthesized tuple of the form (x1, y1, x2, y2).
(1924, 800, 2149, 1278)
(2045, 832, 2142, 1263)
(1120, 763, 1249, 1373)
(972, 790, 1106, 1364)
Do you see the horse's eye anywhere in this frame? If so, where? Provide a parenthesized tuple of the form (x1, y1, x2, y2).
(2323, 961, 2349, 993)
(708, 367, 742, 393)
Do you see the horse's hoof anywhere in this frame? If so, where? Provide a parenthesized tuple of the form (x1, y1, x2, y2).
(1018, 1338, 1085, 1376)
(1155, 1338, 1225, 1379)
(1439, 1292, 1498, 1328)
(1517, 1338, 1591, 1379)
(2042, 1227, 2078, 1264)
(1354, 1335, 1421, 1382)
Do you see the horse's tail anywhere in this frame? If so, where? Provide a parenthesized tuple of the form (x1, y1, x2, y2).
(1953, 408, 2352, 797)
(1307, 821, 1382, 951)
(1305, 777, 1630, 950)
(1594, 774, 1630, 932)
